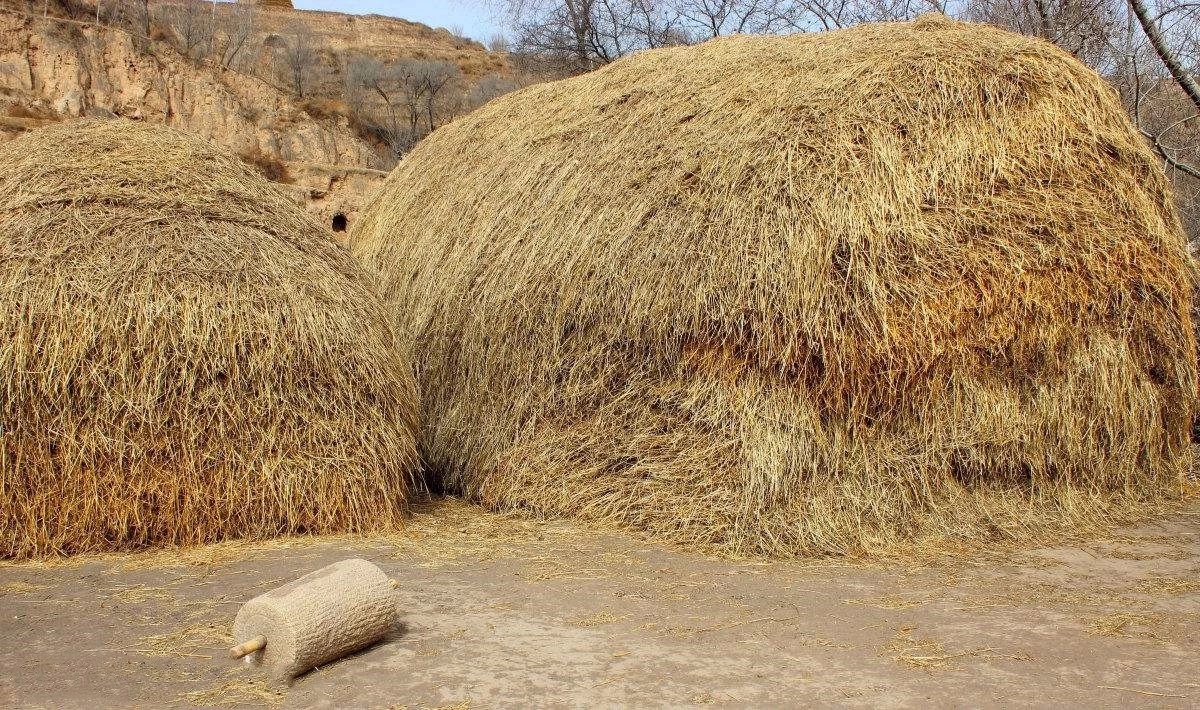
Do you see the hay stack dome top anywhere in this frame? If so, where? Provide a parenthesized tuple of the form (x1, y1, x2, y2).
(0, 119, 420, 559)
(351, 17, 1197, 556)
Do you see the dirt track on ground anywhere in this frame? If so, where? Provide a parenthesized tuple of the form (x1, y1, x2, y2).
(1, 499, 1198, 708)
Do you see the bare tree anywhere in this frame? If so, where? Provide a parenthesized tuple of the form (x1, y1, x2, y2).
(416, 59, 464, 133)
(345, 56, 468, 156)
(343, 54, 372, 115)
(277, 23, 321, 98)
(774, 0, 857, 30)
(495, 0, 906, 71)
(1128, 0, 1200, 110)
(676, 0, 786, 38)
(502, 0, 683, 73)
(121, 0, 152, 38)
(488, 32, 511, 52)
(1126, 0, 1200, 185)
(346, 56, 422, 155)
(214, 2, 258, 70)
(162, 0, 213, 60)
(393, 59, 430, 138)
(965, 0, 1119, 62)
(468, 72, 522, 108)
(510, 0, 606, 73)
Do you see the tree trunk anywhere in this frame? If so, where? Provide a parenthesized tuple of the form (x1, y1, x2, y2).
(1128, 0, 1200, 113)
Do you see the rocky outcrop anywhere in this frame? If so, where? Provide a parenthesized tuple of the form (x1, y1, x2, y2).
(244, 6, 507, 79)
(0, 1, 513, 234)
(0, 13, 383, 162)
(0, 10, 386, 233)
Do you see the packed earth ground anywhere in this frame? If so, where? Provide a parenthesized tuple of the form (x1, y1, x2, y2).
(1, 499, 1198, 708)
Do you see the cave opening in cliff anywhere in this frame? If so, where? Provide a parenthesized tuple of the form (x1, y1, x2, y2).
(332, 213, 347, 232)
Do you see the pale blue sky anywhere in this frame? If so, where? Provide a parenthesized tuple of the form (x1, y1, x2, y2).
(293, 1, 503, 40)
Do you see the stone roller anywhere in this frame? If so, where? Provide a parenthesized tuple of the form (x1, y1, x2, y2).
(229, 558, 399, 683)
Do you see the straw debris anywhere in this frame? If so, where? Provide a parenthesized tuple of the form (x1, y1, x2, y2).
(0, 580, 45, 595)
(1088, 612, 1165, 640)
(177, 671, 284, 707)
(1136, 575, 1200, 595)
(138, 622, 231, 658)
(350, 17, 1197, 557)
(0, 119, 420, 559)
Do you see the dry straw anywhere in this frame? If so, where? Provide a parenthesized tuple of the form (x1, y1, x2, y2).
(351, 16, 1198, 557)
(0, 119, 420, 559)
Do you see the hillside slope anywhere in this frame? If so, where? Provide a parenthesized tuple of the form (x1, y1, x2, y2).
(0, 1, 510, 233)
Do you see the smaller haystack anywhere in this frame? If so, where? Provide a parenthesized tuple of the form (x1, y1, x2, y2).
(0, 119, 420, 559)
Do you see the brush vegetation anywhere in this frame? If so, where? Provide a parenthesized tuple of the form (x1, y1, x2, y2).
(350, 16, 1199, 557)
(0, 119, 420, 559)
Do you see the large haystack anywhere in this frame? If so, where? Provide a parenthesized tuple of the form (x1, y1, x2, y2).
(350, 16, 1198, 557)
(0, 119, 420, 559)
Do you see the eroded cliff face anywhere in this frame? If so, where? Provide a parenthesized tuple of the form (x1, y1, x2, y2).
(0, 10, 387, 235)
(245, 6, 506, 79)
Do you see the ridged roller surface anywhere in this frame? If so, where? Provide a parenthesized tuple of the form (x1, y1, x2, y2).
(232, 558, 397, 682)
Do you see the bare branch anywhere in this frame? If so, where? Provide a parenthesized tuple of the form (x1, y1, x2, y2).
(1129, 0, 1200, 113)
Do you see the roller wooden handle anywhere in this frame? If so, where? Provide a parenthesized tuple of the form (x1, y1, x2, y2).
(229, 635, 267, 659)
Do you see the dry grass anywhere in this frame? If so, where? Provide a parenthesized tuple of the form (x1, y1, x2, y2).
(0, 119, 420, 560)
(237, 144, 293, 184)
(0, 532, 345, 571)
(1137, 574, 1200, 595)
(844, 593, 931, 610)
(382, 498, 559, 567)
(177, 670, 284, 707)
(349, 15, 1197, 558)
(1088, 612, 1165, 640)
(570, 610, 626, 627)
(0, 580, 44, 594)
(299, 98, 349, 122)
(953, 579, 1134, 612)
(110, 584, 177, 605)
(2, 103, 56, 121)
(138, 622, 230, 658)
(887, 632, 959, 669)
(884, 626, 1016, 669)
(0, 498, 546, 570)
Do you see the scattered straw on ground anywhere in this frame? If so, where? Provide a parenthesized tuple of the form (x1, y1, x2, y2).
(139, 622, 231, 658)
(1088, 612, 1165, 640)
(1098, 686, 1189, 699)
(570, 611, 627, 627)
(885, 627, 1002, 670)
(886, 629, 960, 669)
(953, 579, 1135, 612)
(381, 499, 549, 566)
(1136, 575, 1200, 596)
(176, 670, 284, 707)
(109, 584, 177, 605)
(843, 593, 935, 610)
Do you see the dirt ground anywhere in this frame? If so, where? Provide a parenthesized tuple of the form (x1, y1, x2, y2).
(1, 499, 1198, 709)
